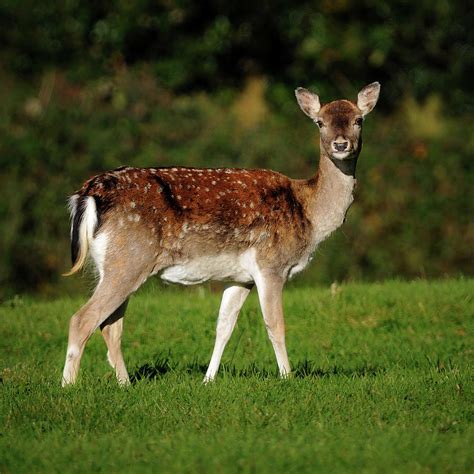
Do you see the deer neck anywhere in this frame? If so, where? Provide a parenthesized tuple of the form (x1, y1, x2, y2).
(307, 150, 358, 244)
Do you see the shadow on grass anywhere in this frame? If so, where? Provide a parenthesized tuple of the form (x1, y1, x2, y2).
(130, 355, 384, 383)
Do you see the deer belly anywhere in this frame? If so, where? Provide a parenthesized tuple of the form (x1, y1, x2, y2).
(160, 253, 254, 285)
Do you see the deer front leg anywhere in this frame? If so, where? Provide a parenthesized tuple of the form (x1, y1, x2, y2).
(255, 273, 291, 377)
(203, 284, 253, 383)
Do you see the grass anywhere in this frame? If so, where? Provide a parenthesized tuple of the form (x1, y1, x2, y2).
(0, 278, 473, 473)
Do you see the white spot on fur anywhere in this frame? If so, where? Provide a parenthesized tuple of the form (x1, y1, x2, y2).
(130, 201, 136, 208)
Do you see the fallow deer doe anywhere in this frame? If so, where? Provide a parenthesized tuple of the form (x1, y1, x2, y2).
(62, 82, 380, 386)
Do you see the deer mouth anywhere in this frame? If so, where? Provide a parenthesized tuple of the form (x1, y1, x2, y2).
(330, 139, 354, 160)
(331, 151, 352, 160)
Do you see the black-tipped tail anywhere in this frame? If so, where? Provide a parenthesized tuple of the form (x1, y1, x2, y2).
(70, 196, 86, 266)
(63, 195, 93, 277)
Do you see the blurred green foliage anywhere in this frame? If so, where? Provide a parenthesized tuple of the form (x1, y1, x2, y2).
(0, 1, 472, 296)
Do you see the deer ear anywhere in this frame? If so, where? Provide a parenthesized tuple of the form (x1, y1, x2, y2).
(357, 82, 380, 116)
(295, 87, 321, 119)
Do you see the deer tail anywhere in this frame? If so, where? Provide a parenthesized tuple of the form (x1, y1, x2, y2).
(63, 195, 98, 276)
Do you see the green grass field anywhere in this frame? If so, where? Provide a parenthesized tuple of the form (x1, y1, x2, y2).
(1, 279, 472, 473)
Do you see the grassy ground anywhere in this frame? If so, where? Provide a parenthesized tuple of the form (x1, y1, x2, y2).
(0, 279, 472, 473)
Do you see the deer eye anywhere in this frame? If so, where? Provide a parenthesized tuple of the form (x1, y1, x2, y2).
(315, 120, 324, 128)
(355, 117, 363, 126)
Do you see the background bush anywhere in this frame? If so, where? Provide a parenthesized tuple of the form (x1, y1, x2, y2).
(0, 1, 472, 296)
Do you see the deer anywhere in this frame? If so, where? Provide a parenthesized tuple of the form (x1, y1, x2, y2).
(61, 82, 380, 386)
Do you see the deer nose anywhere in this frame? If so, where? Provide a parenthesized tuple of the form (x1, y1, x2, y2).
(333, 141, 349, 152)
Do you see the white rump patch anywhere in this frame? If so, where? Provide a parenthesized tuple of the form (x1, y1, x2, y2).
(89, 232, 108, 282)
(80, 196, 99, 242)
(81, 196, 108, 282)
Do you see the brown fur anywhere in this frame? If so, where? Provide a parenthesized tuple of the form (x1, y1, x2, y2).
(75, 166, 314, 274)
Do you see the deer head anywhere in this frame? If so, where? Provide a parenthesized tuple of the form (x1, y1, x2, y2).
(295, 82, 380, 161)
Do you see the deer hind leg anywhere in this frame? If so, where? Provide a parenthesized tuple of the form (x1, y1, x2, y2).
(62, 260, 151, 387)
(254, 273, 291, 377)
(62, 281, 132, 386)
(203, 284, 253, 383)
(100, 299, 130, 385)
